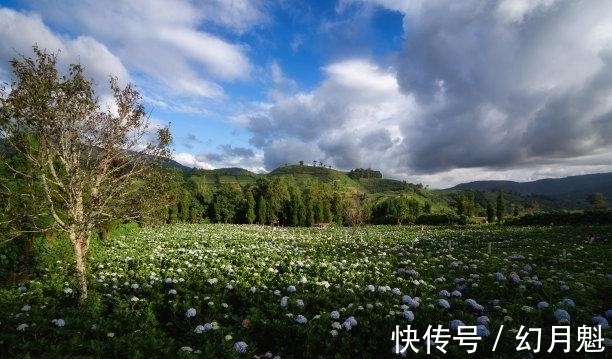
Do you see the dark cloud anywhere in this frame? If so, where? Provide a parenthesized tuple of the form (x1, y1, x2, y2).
(392, 0, 612, 173)
(240, 0, 612, 185)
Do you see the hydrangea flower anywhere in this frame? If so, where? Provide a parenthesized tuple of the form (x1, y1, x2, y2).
(450, 319, 465, 331)
(439, 290, 450, 297)
(330, 310, 340, 320)
(476, 324, 490, 337)
(558, 298, 575, 308)
(280, 297, 288, 307)
(52, 318, 65, 327)
(509, 272, 521, 284)
(185, 307, 197, 318)
(476, 316, 490, 326)
(16, 323, 28, 331)
(342, 316, 357, 330)
(168, 289, 177, 295)
(537, 301, 549, 310)
(438, 299, 450, 309)
(554, 309, 571, 324)
(296, 315, 307, 324)
(451, 290, 462, 298)
(402, 295, 420, 308)
(21, 304, 31, 312)
(494, 272, 507, 281)
(63, 287, 73, 295)
(392, 287, 402, 295)
(234, 341, 248, 354)
(286, 285, 296, 293)
(592, 315, 609, 329)
(366, 284, 375, 292)
(466, 299, 484, 311)
(402, 310, 414, 322)
(296, 299, 304, 307)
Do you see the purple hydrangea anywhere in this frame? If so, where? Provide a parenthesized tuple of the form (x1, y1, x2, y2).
(234, 341, 248, 354)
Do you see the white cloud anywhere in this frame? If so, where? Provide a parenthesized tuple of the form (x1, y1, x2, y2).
(18, 0, 254, 103)
(246, 58, 416, 173)
(173, 152, 214, 170)
(0, 7, 129, 94)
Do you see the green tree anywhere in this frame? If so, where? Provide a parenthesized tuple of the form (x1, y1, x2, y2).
(393, 194, 410, 225)
(496, 191, 505, 222)
(212, 183, 242, 223)
(587, 192, 607, 211)
(486, 201, 495, 223)
(0, 47, 171, 302)
(245, 189, 256, 224)
(257, 194, 268, 224)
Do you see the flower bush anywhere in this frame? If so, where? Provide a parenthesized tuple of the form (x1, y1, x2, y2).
(0, 224, 610, 358)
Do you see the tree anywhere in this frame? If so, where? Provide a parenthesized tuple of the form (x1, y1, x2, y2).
(393, 194, 410, 225)
(212, 183, 242, 223)
(245, 189, 256, 224)
(486, 201, 495, 223)
(587, 192, 607, 211)
(496, 191, 505, 222)
(0, 47, 171, 302)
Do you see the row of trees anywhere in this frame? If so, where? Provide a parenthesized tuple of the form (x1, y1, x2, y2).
(161, 174, 374, 227)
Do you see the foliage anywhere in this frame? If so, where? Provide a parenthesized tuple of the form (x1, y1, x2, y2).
(0, 224, 610, 358)
(0, 47, 171, 301)
(506, 210, 612, 226)
(347, 168, 383, 179)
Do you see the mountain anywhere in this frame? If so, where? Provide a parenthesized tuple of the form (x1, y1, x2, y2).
(449, 172, 612, 209)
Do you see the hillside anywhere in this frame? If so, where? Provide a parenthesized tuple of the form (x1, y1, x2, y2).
(448, 172, 612, 209)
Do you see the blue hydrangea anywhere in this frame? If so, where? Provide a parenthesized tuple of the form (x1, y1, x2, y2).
(537, 301, 549, 310)
(450, 319, 465, 331)
(438, 299, 450, 309)
(402, 310, 414, 322)
(476, 324, 490, 337)
(592, 315, 609, 329)
(554, 309, 571, 324)
(234, 341, 248, 354)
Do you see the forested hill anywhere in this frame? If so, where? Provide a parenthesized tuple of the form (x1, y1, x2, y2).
(449, 172, 612, 208)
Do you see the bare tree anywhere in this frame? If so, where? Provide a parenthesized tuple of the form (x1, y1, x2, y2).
(0, 47, 171, 302)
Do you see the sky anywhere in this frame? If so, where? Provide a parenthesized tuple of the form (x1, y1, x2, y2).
(1, 0, 611, 188)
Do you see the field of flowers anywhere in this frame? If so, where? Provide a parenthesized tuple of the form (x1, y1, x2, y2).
(1, 224, 610, 358)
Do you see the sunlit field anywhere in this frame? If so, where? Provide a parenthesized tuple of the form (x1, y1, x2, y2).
(1, 224, 610, 358)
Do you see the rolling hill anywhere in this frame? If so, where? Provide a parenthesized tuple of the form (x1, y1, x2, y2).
(449, 172, 612, 209)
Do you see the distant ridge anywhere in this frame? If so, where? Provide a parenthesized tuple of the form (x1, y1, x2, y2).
(450, 172, 612, 207)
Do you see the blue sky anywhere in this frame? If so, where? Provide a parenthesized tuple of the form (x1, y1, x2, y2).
(1, 0, 612, 188)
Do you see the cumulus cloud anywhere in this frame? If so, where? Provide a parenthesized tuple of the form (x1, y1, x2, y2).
(243, 0, 612, 186)
(174, 144, 264, 173)
(15, 0, 255, 103)
(389, 0, 612, 175)
(0, 7, 129, 91)
(245, 59, 416, 172)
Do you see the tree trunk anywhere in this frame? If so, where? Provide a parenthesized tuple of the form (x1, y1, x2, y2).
(70, 228, 88, 303)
